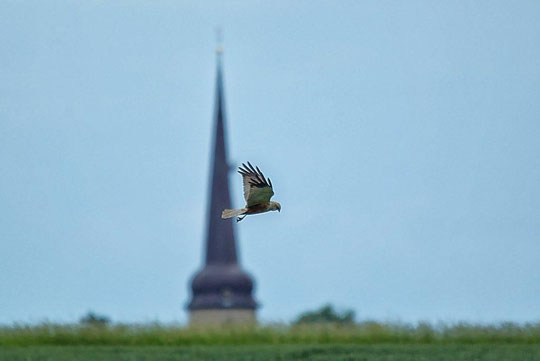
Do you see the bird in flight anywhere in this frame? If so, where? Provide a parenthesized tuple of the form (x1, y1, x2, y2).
(222, 162, 281, 222)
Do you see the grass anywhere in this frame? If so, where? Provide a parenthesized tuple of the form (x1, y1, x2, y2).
(1, 344, 540, 361)
(1, 322, 539, 346)
(1, 323, 539, 361)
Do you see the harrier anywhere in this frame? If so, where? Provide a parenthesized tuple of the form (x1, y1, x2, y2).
(221, 162, 281, 222)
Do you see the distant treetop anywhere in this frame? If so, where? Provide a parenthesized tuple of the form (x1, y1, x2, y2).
(79, 311, 111, 327)
(294, 304, 355, 325)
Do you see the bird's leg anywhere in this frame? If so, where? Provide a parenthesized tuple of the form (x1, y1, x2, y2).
(236, 215, 246, 222)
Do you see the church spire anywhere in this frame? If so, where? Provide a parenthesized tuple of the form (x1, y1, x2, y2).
(204, 46, 236, 265)
(187, 48, 257, 325)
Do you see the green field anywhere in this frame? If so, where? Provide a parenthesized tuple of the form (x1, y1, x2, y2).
(2, 322, 540, 346)
(1, 344, 540, 361)
(2, 323, 539, 360)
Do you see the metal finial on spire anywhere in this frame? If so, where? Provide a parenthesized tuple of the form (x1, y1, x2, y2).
(215, 26, 224, 54)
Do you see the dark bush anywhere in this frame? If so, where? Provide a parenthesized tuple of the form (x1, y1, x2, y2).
(294, 304, 355, 325)
(79, 311, 111, 327)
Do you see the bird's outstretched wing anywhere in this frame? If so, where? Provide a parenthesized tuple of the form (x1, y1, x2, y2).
(238, 162, 274, 207)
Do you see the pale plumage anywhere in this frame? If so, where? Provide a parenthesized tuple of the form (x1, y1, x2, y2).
(221, 162, 281, 222)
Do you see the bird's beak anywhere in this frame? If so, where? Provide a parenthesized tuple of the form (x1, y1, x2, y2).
(278, 207, 281, 212)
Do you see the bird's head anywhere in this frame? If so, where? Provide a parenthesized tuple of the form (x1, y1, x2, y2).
(270, 201, 281, 212)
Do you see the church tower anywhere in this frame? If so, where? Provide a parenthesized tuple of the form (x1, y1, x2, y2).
(187, 48, 257, 326)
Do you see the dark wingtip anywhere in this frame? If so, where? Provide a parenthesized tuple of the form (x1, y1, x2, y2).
(255, 166, 269, 185)
(246, 162, 263, 183)
(247, 162, 257, 173)
(239, 162, 251, 175)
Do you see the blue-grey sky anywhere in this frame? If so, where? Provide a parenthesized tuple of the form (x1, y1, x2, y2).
(1, 1, 539, 325)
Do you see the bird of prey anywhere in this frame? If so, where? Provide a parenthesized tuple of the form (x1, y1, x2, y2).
(222, 162, 281, 222)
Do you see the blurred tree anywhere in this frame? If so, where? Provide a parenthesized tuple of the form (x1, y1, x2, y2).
(294, 304, 355, 325)
(79, 311, 111, 327)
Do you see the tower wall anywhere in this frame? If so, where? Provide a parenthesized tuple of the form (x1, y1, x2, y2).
(189, 309, 256, 327)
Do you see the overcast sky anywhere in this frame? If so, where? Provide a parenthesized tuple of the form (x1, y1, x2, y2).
(1, 1, 539, 325)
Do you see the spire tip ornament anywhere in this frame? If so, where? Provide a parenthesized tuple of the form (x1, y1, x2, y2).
(215, 26, 224, 54)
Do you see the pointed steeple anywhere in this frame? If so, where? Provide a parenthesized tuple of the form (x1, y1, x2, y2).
(204, 50, 237, 265)
(187, 48, 257, 324)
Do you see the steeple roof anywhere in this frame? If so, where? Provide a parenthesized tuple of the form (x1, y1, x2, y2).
(187, 50, 257, 311)
(204, 51, 237, 265)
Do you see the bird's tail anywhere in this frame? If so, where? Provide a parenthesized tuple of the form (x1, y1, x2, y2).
(221, 208, 246, 219)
